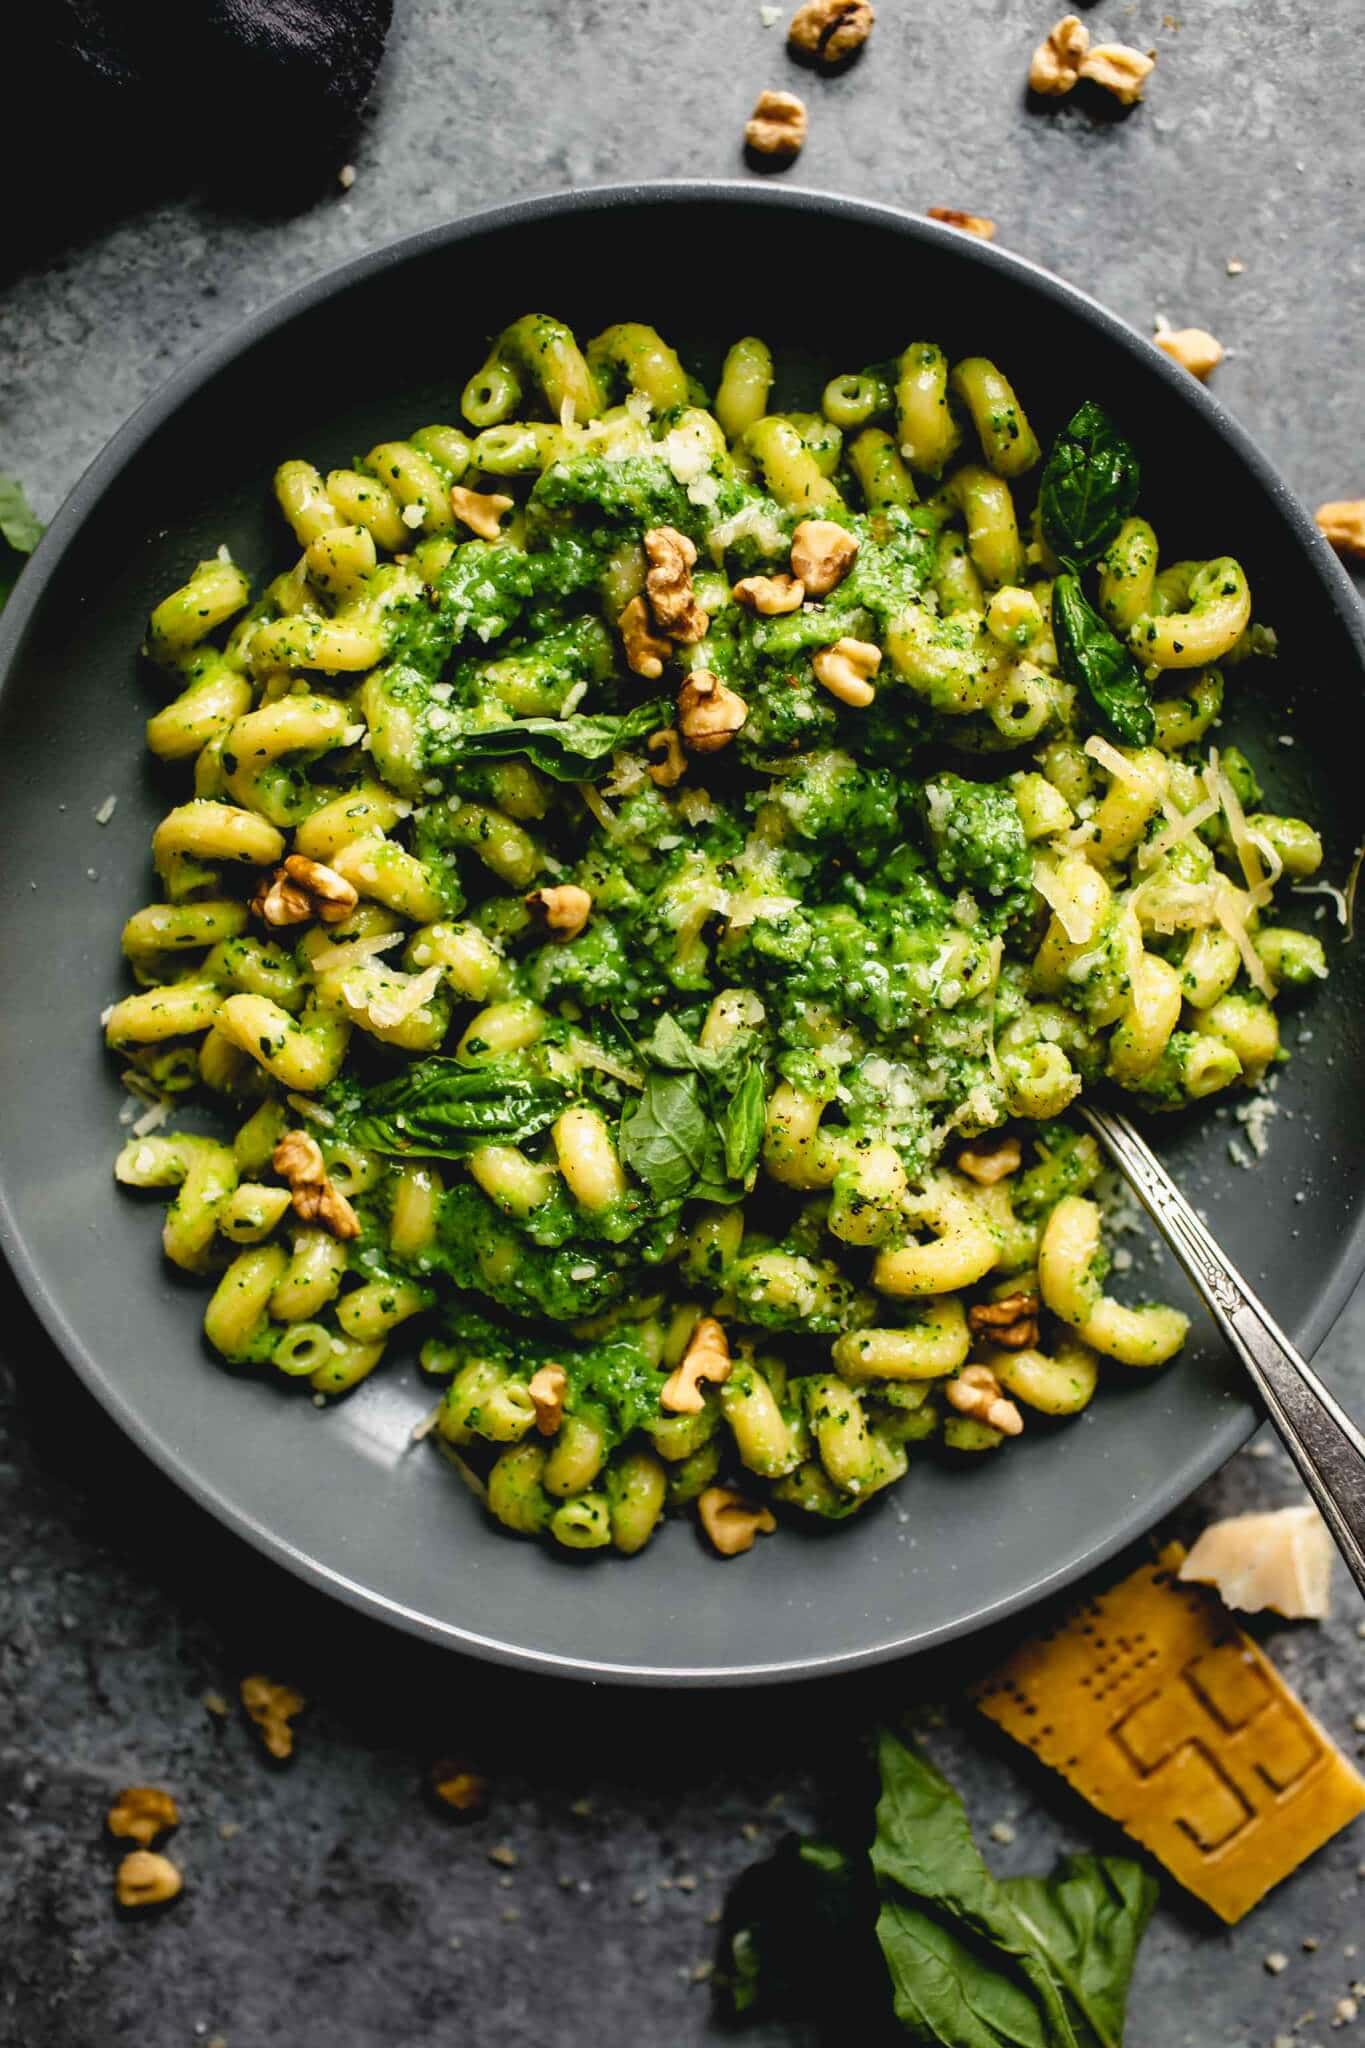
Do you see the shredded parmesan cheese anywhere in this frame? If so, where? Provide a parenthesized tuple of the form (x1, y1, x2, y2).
(1292, 879, 1349, 927)
(345, 963, 444, 1030)
(1140, 790, 1222, 867)
(307, 930, 404, 975)
(1032, 859, 1104, 944)
(94, 794, 118, 825)
(1204, 748, 1270, 905)
(1213, 882, 1274, 996)
(130, 1099, 170, 1138)
(576, 781, 622, 839)
(410, 1401, 444, 1444)
(1083, 734, 1158, 791)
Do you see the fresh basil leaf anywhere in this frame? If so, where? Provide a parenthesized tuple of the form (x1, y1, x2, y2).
(618, 1069, 714, 1206)
(0, 475, 43, 613)
(638, 1012, 724, 1076)
(1039, 402, 1140, 568)
(327, 1057, 570, 1159)
(1052, 572, 1155, 745)
(444, 696, 669, 781)
(1001, 1859, 1158, 2048)
(724, 1057, 767, 1182)
(872, 1730, 1080, 2047)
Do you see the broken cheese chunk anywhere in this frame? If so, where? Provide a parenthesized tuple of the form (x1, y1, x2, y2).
(973, 1545, 1365, 1922)
(1179, 1504, 1334, 1620)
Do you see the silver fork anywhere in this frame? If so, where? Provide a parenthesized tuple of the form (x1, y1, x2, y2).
(1077, 1101, 1365, 1599)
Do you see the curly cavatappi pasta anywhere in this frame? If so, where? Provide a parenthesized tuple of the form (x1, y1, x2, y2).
(107, 316, 1330, 1559)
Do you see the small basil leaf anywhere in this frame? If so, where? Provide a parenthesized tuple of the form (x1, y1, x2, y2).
(724, 1058, 767, 1183)
(618, 1071, 713, 1206)
(1052, 572, 1155, 746)
(444, 696, 669, 781)
(0, 475, 43, 613)
(328, 1057, 570, 1159)
(1040, 401, 1140, 568)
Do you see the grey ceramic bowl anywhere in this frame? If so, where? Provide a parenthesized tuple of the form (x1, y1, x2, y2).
(1, 184, 1361, 1684)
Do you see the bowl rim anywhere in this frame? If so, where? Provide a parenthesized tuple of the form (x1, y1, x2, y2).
(3, 178, 1363, 1686)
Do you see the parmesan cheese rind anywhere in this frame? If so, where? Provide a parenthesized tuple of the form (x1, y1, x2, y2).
(973, 1544, 1365, 1922)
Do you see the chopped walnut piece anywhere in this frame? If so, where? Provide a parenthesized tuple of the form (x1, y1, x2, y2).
(115, 1850, 183, 1908)
(618, 594, 672, 679)
(945, 1364, 1024, 1436)
(925, 207, 998, 241)
(811, 637, 881, 707)
(646, 726, 688, 787)
(252, 853, 359, 929)
(790, 518, 859, 596)
(660, 1316, 734, 1414)
(677, 670, 748, 753)
(272, 1130, 361, 1240)
(957, 1134, 1023, 1185)
(1154, 325, 1224, 379)
(745, 88, 808, 159)
(528, 1361, 568, 1435)
(1078, 41, 1155, 102)
(787, 0, 874, 64)
(644, 526, 709, 644)
(449, 484, 514, 540)
(526, 885, 592, 941)
(240, 1674, 307, 1760)
(1028, 14, 1090, 94)
(1315, 501, 1365, 558)
(968, 1292, 1041, 1351)
(107, 1786, 179, 1848)
(698, 1486, 777, 1557)
(927, 207, 997, 241)
(733, 572, 806, 615)
(431, 1760, 488, 1812)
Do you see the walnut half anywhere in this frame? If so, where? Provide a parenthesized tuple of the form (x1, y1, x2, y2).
(107, 1786, 179, 1848)
(1028, 14, 1090, 94)
(115, 1850, 183, 1909)
(745, 89, 809, 160)
(945, 1364, 1024, 1436)
(790, 518, 859, 596)
(644, 526, 709, 644)
(1154, 325, 1224, 380)
(788, 0, 875, 64)
(252, 854, 358, 929)
(660, 1316, 733, 1414)
(1315, 501, 1365, 558)
(241, 1673, 307, 1760)
(677, 671, 748, 753)
(968, 1292, 1041, 1351)
(273, 1130, 361, 1240)
(698, 1486, 778, 1557)
(526, 885, 592, 941)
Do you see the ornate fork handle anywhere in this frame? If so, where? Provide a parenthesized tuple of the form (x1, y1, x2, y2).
(1078, 1102, 1365, 1599)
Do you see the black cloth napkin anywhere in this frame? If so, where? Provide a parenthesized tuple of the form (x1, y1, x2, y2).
(8, 0, 395, 271)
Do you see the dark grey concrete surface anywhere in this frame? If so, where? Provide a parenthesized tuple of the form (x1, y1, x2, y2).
(2, 2, 1363, 2043)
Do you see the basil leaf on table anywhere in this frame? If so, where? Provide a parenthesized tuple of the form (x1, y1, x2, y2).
(718, 1728, 1157, 2047)
(443, 696, 669, 781)
(0, 474, 43, 613)
(872, 1730, 1079, 2047)
(1039, 401, 1140, 568)
(327, 1057, 571, 1159)
(1052, 572, 1155, 746)
(1000, 1859, 1158, 2048)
